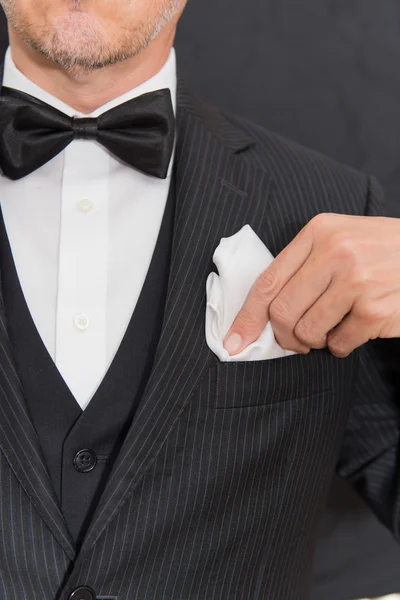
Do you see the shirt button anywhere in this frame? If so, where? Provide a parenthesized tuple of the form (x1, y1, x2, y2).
(77, 198, 93, 213)
(73, 449, 97, 473)
(74, 313, 90, 331)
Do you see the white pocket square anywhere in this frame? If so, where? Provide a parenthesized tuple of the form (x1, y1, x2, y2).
(205, 225, 296, 361)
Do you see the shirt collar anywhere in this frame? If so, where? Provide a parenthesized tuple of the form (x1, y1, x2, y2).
(2, 46, 177, 118)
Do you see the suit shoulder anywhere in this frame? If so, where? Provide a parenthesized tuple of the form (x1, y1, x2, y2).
(223, 111, 372, 212)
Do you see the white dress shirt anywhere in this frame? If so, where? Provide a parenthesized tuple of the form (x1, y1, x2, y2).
(0, 47, 177, 410)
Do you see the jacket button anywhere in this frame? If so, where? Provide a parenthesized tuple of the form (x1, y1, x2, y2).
(73, 449, 97, 473)
(68, 586, 96, 600)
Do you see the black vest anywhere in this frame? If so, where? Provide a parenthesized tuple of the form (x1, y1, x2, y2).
(0, 175, 175, 548)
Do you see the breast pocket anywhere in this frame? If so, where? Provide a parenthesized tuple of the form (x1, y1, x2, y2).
(212, 349, 351, 409)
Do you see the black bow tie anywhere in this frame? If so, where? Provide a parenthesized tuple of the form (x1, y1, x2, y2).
(0, 86, 175, 180)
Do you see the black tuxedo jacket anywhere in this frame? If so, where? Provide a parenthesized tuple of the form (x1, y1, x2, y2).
(0, 70, 398, 600)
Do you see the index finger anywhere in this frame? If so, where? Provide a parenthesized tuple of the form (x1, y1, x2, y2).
(223, 223, 313, 355)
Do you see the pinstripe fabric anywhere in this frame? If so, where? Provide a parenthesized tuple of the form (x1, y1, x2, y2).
(0, 75, 398, 599)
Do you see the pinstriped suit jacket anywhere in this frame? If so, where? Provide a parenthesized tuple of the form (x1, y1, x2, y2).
(0, 72, 398, 600)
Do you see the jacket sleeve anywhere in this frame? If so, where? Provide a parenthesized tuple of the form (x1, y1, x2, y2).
(337, 337, 400, 538)
(336, 175, 400, 540)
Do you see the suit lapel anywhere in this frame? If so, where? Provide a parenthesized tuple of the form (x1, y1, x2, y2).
(82, 79, 274, 551)
(0, 292, 75, 558)
(0, 55, 75, 559)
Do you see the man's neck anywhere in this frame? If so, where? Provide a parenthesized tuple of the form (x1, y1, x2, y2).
(7, 25, 175, 114)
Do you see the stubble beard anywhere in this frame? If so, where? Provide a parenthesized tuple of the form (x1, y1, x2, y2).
(0, 0, 182, 76)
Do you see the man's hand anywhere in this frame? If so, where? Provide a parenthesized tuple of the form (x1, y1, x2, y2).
(223, 214, 400, 358)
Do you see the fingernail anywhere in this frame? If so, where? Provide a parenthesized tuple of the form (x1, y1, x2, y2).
(223, 332, 243, 355)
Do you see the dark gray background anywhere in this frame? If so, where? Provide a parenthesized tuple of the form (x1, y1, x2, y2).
(176, 0, 400, 215)
(0, 1, 400, 598)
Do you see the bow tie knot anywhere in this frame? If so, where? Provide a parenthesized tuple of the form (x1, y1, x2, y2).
(72, 116, 98, 140)
(0, 86, 175, 180)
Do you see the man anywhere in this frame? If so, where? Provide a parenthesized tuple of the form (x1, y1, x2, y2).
(0, 1, 399, 599)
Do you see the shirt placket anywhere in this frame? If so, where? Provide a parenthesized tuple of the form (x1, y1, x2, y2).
(55, 139, 109, 409)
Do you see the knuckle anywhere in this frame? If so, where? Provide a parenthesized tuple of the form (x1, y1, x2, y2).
(328, 337, 350, 357)
(236, 306, 261, 331)
(269, 296, 291, 325)
(310, 212, 334, 232)
(294, 319, 321, 347)
(256, 269, 279, 298)
(356, 302, 387, 324)
(331, 235, 359, 263)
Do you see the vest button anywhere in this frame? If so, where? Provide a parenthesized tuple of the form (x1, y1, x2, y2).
(73, 449, 97, 473)
(68, 586, 96, 600)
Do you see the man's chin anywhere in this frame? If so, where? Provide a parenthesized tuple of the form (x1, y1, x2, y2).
(47, 10, 109, 57)
(52, 7, 106, 30)
(23, 19, 107, 74)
